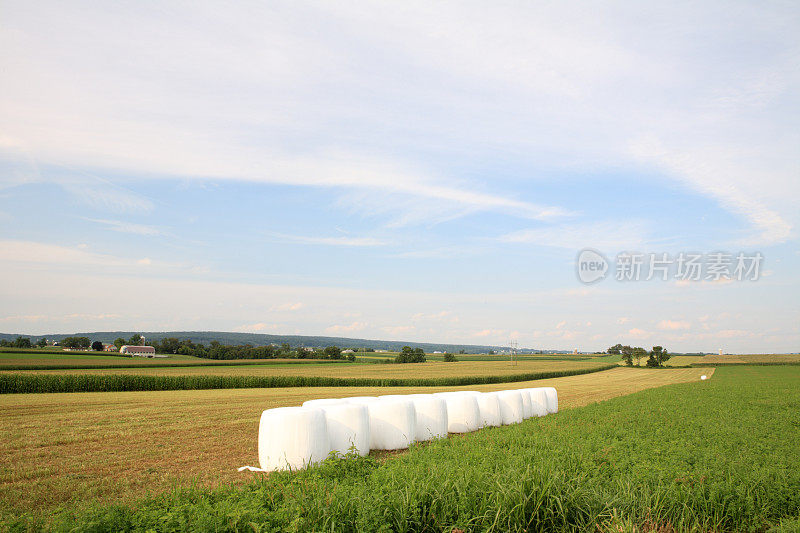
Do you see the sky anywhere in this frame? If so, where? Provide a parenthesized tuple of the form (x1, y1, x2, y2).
(1, 1, 798, 352)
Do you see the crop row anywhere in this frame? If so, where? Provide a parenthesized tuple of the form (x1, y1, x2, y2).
(0, 359, 351, 371)
(0, 365, 616, 394)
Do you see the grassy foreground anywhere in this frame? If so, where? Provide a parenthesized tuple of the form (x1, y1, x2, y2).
(9, 365, 797, 532)
(0, 367, 708, 523)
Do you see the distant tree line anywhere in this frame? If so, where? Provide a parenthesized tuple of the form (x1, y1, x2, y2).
(143, 337, 356, 361)
(1, 334, 355, 362)
(0, 337, 27, 348)
(607, 343, 671, 367)
(0, 336, 92, 350)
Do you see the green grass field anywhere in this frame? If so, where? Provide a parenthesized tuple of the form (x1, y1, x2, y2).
(6, 365, 794, 532)
(0, 367, 710, 526)
(695, 353, 800, 365)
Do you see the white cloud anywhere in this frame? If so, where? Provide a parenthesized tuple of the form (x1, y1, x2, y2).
(628, 328, 651, 339)
(84, 218, 165, 236)
(325, 321, 368, 334)
(411, 311, 458, 323)
(0, 240, 128, 267)
(269, 302, 305, 312)
(234, 322, 285, 333)
(628, 135, 793, 245)
(472, 328, 505, 338)
(382, 325, 415, 336)
(268, 232, 389, 247)
(500, 221, 649, 251)
(658, 319, 691, 331)
(2, 2, 795, 239)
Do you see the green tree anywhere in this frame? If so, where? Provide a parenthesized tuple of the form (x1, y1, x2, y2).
(91, 340, 104, 351)
(159, 337, 181, 354)
(113, 338, 126, 349)
(346, 353, 356, 362)
(36, 338, 47, 348)
(646, 346, 670, 367)
(443, 352, 458, 362)
(396, 346, 426, 363)
(128, 334, 142, 346)
(621, 345, 634, 366)
(324, 346, 342, 360)
(607, 343, 623, 355)
(14, 337, 32, 349)
(633, 347, 648, 366)
(62, 336, 91, 350)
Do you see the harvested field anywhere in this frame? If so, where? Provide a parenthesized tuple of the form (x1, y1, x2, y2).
(0, 367, 709, 519)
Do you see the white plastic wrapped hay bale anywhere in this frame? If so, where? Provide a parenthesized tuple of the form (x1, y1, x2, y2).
(474, 392, 502, 427)
(542, 387, 558, 413)
(366, 398, 416, 450)
(495, 390, 524, 425)
(318, 403, 370, 456)
(258, 407, 330, 471)
(433, 391, 481, 433)
(519, 389, 534, 419)
(407, 394, 448, 441)
(526, 388, 548, 417)
(345, 396, 380, 405)
(302, 398, 347, 408)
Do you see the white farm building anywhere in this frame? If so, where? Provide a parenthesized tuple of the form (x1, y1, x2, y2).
(119, 345, 164, 357)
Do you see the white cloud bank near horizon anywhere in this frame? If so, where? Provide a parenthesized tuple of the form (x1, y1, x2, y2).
(0, 239, 797, 352)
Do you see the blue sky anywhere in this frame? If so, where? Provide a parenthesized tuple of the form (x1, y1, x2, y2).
(1, 1, 798, 352)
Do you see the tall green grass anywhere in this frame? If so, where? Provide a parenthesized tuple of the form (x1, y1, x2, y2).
(0, 365, 616, 394)
(16, 365, 798, 531)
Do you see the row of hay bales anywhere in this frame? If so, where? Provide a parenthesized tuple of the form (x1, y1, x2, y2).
(258, 387, 557, 471)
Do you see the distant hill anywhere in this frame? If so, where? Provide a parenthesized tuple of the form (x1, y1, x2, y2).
(0, 330, 540, 354)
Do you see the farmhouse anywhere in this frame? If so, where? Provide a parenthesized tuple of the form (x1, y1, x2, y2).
(119, 345, 163, 357)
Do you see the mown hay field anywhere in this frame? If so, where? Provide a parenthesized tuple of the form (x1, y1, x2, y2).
(0, 367, 710, 522)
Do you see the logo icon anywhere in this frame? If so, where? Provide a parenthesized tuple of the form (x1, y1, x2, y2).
(576, 248, 608, 284)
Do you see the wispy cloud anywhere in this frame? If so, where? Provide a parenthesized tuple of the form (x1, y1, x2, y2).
(325, 321, 368, 334)
(269, 302, 305, 312)
(84, 218, 165, 236)
(658, 319, 691, 331)
(0, 240, 128, 267)
(628, 135, 793, 245)
(268, 232, 388, 247)
(499, 221, 649, 251)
